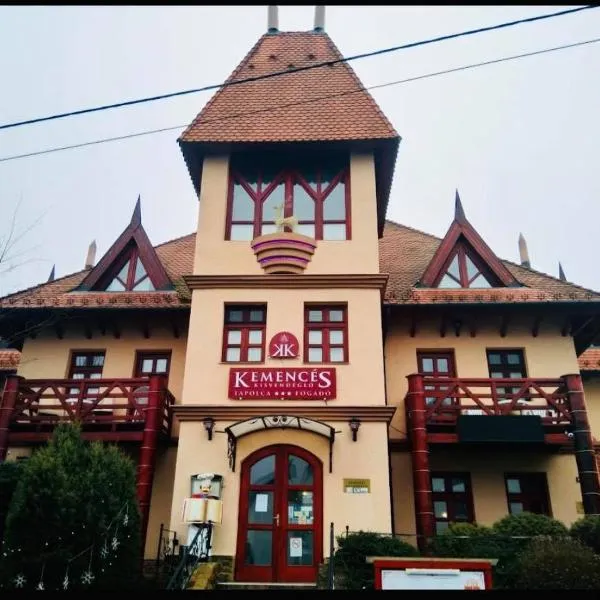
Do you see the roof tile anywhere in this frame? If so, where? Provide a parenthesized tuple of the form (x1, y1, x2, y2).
(179, 31, 398, 144)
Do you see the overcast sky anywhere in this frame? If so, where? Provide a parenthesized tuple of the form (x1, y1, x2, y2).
(1, 5, 599, 296)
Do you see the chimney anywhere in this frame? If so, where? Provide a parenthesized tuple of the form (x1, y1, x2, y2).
(85, 240, 97, 270)
(314, 5, 325, 31)
(267, 6, 279, 33)
(518, 233, 530, 268)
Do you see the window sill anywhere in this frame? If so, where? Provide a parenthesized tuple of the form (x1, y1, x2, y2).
(220, 362, 265, 366)
(302, 362, 349, 366)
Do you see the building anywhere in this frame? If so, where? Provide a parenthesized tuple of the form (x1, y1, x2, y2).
(1, 7, 600, 586)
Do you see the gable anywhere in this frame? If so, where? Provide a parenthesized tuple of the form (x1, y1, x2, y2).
(418, 193, 519, 289)
(77, 198, 172, 293)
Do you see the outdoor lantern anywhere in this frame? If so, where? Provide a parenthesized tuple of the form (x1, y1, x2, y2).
(203, 417, 215, 441)
(349, 417, 361, 442)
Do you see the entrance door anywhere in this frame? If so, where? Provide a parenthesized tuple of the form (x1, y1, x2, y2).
(235, 445, 323, 583)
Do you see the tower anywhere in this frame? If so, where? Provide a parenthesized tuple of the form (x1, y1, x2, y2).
(170, 7, 401, 583)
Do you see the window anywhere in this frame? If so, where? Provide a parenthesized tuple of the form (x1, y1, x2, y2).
(487, 349, 527, 399)
(417, 351, 456, 407)
(504, 473, 551, 516)
(69, 351, 105, 380)
(227, 157, 349, 241)
(102, 246, 155, 292)
(435, 242, 498, 289)
(304, 306, 348, 363)
(431, 473, 474, 534)
(68, 351, 105, 401)
(222, 306, 267, 363)
(133, 351, 171, 407)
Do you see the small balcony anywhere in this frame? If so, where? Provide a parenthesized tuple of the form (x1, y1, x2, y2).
(0, 376, 174, 446)
(405, 375, 576, 445)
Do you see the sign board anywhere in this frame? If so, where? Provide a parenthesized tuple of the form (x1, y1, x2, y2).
(228, 368, 336, 400)
(372, 559, 494, 590)
(268, 331, 300, 359)
(576, 501, 585, 514)
(344, 478, 371, 494)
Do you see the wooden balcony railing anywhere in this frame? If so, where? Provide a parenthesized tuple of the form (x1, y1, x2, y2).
(0, 376, 174, 443)
(416, 376, 571, 427)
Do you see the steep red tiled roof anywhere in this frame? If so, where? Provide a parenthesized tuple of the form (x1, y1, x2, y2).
(179, 31, 398, 144)
(0, 233, 195, 309)
(379, 221, 600, 304)
(0, 349, 20, 371)
(579, 348, 600, 371)
(2, 222, 598, 310)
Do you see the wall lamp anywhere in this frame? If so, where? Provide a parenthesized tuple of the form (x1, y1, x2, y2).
(203, 417, 215, 441)
(349, 417, 361, 442)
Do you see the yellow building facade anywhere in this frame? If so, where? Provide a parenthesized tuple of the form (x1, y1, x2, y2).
(1, 11, 600, 586)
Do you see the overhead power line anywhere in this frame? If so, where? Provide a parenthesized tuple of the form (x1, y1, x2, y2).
(0, 35, 597, 164)
(0, 4, 596, 132)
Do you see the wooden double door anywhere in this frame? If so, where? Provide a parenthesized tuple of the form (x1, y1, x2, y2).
(235, 445, 323, 583)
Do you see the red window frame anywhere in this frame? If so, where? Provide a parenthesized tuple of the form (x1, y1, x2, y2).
(304, 305, 348, 364)
(431, 472, 475, 534)
(417, 350, 457, 408)
(134, 351, 172, 379)
(434, 241, 500, 288)
(222, 305, 267, 363)
(225, 160, 351, 241)
(487, 349, 527, 399)
(95, 245, 156, 292)
(68, 351, 106, 380)
(504, 473, 551, 516)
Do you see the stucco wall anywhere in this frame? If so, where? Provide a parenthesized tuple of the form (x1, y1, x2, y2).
(169, 421, 392, 558)
(582, 375, 600, 441)
(193, 153, 381, 276)
(16, 322, 188, 407)
(391, 448, 582, 536)
(385, 317, 580, 440)
(182, 288, 385, 408)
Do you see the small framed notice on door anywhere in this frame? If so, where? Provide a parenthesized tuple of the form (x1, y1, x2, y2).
(289, 537, 303, 558)
(255, 493, 269, 513)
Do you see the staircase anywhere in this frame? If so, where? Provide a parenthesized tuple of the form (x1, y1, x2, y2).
(217, 582, 318, 591)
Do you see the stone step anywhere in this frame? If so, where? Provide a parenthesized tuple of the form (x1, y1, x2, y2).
(217, 581, 317, 590)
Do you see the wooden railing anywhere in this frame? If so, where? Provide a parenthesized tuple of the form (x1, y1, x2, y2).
(415, 376, 572, 427)
(3, 376, 174, 436)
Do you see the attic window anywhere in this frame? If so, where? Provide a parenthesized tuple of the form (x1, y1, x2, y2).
(435, 243, 497, 289)
(103, 248, 156, 292)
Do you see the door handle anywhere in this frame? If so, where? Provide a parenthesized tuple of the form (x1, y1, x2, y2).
(274, 513, 280, 527)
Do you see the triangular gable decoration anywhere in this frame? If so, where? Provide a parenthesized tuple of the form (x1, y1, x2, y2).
(419, 190, 520, 289)
(77, 197, 172, 292)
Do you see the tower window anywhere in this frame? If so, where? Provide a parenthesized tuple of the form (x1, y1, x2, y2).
(226, 157, 350, 242)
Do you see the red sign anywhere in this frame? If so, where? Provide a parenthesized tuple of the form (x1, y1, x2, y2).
(268, 331, 300, 359)
(228, 368, 336, 400)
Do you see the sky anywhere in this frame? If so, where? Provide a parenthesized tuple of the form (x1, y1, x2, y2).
(0, 5, 599, 296)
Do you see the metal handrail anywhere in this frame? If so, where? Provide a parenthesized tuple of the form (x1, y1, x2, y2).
(165, 523, 213, 590)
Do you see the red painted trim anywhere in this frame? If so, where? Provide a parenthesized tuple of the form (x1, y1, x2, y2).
(504, 472, 552, 517)
(137, 374, 165, 551)
(372, 559, 494, 590)
(225, 159, 350, 241)
(133, 350, 172, 380)
(419, 218, 518, 288)
(303, 305, 348, 364)
(222, 305, 267, 363)
(430, 471, 476, 530)
(78, 221, 172, 291)
(235, 444, 323, 583)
